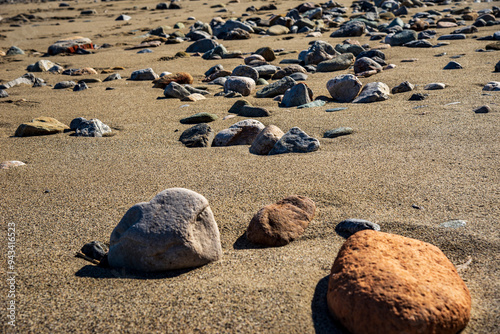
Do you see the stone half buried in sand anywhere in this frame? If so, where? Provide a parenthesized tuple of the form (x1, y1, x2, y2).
(212, 119, 265, 146)
(108, 188, 222, 272)
(15, 117, 69, 137)
(327, 230, 472, 334)
(268, 127, 320, 155)
(246, 195, 316, 247)
(153, 72, 194, 88)
(47, 36, 94, 55)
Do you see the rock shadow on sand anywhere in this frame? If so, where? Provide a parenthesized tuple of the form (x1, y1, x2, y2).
(311, 275, 349, 334)
(232, 232, 269, 250)
(75, 264, 197, 280)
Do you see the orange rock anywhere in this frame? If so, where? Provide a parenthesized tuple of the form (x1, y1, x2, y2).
(246, 195, 316, 247)
(327, 230, 472, 334)
(152, 72, 194, 88)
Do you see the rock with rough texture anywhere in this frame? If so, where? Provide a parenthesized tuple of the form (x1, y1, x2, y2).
(27, 60, 56, 72)
(81, 241, 108, 261)
(153, 72, 194, 88)
(130, 68, 159, 81)
(330, 21, 366, 38)
(257, 76, 296, 98)
(15, 117, 69, 137)
(224, 76, 256, 96)
(249, 125, 284, 155)
(324, 127, 354, 138)
(164, 82, 191, 99)
(108, 188, 222, 272)
(327, 230, 472, 334)
(335, 218, 380, 237)
(317, 53, 355, 72)
(232, 65, 259, 82)
(388, 30, 417, 46)
(0, 73, 36, 89)
(327, 74, 363, 103)
(246, 195, 316, 246)
(391, 81, 414, 94)
(71, 118, 111, 137)
(304, 40, 339, 65)
(48, 36, 94, 55)
(353, 82, 390, 103)
(213, 119, 265, 146)
(179, 123, 214, 147)
(268, 127, 320, 155)
(180, 112, 218, 124)
(239, 106, 271, 117)
(281, 83, 311, 108)
(424, 82, 446, 90)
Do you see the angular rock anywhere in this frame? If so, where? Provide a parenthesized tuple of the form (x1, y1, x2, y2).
(15, 117, 69, 137)
(130, 68, 159, 81)
(256, 76, 296, 98)
(0, 161, 26, 169)
(224, 76, 256, 96)
(231, 65, 259, 82)
(388, 30, 417, 46)
(304, 40, 339, 65)
(73, 82, 88, 92)
(473, 105, 491, 114)
(108, 188, 222, 272)
(153, 72, 194, 89)
(281, 83, 311, 108)
(228, 100, 251, 114)
(403, 40, 433, 48)
(483, 82, 500, 91)
(27, 60, 56, 72)
(495, 60, 500, 72)
(391, 81, 414, 94)
(0, 73, 36, 89)
(330, 21, 366, 38)
(444, 61, 463, 70)
(326, 74, 363, 103)
(268, 127, 320, 155)
(246, 195, 316, 246)
(54, 81, 77, 89)
(317, 53, 355, 72)
(164, 82, 191, 99)
(116, 14, 131, 21)
(409, 93, 427, 101)
(180, 123, 214, 147)
(71, 118, 111, 137)
(212, 119, 265, 146)
(324, 127, 354, 138)
(239, 106, 271, 117)
(327, 230, 472, 334)
(249, 125, 284, 155)
(180, 112, 218, 124)
(186, 38, 218, 53)
(354, 57, 383, 74)
(81, 241, 108, 261)
(48, 36, 94, 55)
(353, 82, 390, 103)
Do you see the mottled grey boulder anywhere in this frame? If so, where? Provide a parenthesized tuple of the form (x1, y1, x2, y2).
(249, 125, 284, 155)
(232, 65, 259, 82)
(130, 68, 159, 81)
(268, 127, 320, 155)
(391, 81, 414, 94)
(186, 38, 218, 53)
(326, 74, 362, 103)
(71, 117, 111, 137)
(253, 65, 279, 78)
(352, 82, 390, 103)
(334, 43, 365, 56)
(317, 53, 355, 72)
(213, 119, 265, 146)
(281, 83, 311, 108)
(179, 123, 214, 147)
(330, 21, 366, 38)
(6, 46, 24, 56)
(164, 82, 191, 99)
(224, 76, 256, 96)
(103, 73, 121, 82)
(256, 76, 296, 98)
(388, 30, 417, 46)
(303, 40, 339, 65)
(54, 81, 77, 89)
(108, 188, 222, 272)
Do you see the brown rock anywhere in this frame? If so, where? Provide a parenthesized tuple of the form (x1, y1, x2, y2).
(272, 64, 307, 80)
(15, 117, 69, 137)
(249, 125, 284, 155)
(71, 67, 98, 76)
(181, 93, 206, 102)
(203, 70, 232, 82)
(152, 72, 194, 88)
(246, 195, 316, 247)
(327, 230, 472, 334)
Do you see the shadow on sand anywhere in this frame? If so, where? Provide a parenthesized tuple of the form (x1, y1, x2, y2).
(232, 233, 269, 250)
(75, 264, 197, 280)
(311, 275, 349, 334)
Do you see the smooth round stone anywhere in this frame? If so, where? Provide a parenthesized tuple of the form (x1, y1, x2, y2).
(289, 72, 308, 81)
(424, 82, 446, 90)
(231, 65, 259, 82)
(268, 25, 290, 36)
(256, 78, 269, 86)
(326, 74, 362, 103)
(440, 220, 466, 228)
(324, 127, 354, 138)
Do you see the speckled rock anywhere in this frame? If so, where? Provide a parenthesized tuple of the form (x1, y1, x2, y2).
(224, 76, 256, 96)
(15, 117, 69, 137)
(326, 74, 363, 103)
(108, 188, 222, 272)
(249, 125, 284, 155)
(327, 230, 472, 334)
(246, 195, 316, 246)
(71, 118, 112, 137)
(179, 123, 214, 147)
(268, 127, 320, 155)
(352, 82, 390, 103)
(130, 68, 159, 81)
(281, 83, 311, 107)
(213, 119, 265, 146)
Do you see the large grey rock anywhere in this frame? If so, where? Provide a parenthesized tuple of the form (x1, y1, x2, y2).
(213, 119, 265, 146)
(330, 21, 366, 38)
(317, 53, 355, 72)
(303, 40, 339, 65)
(186, 38, 218, 53)
(130, 68, 159, 81)
(103, 73, 121, 82)
(70, 117, 111, 137)
(6, 46, 24, 56)
(249, 125, 284, 155)
(281, 83, 311, 107)
(108, 188, 222, 272)
(388, 30, 417, 46)
(179, 123, 214, 147)
(334, 43, 365, 56)
(268, 127, 320, 155)
(224, 76, 256, 96)
(214, 20, 254, 39)
(352, 82, 390, 103)
(253, 65, 280, 78)
(391, 81, 414, 94)
(164, 82, 191, 99)
(256, 76, 296, 98)
(354, 57, 383, 74)
(231, 65, 259, 82)
(27, 60, 56, 72)
(326, 74, 363, 103)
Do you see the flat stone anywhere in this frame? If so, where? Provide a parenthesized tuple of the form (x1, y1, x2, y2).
(388, 29, 417, 46)
(48, 36, 94, 55)
(130, 68, 159, 81)
(212, 119, 265, 146)
(181, 93, 206, 102)
(473, 105, 492, 113)
(482, 81, 500, 91)
(335, 43, 365, 56)
(317, 53, 355, 72)
(424, 82, 446, 90)
(15, 117, 69, 137)
(249, 125, 284, 155)
(268, 25, 289, 36)
(296, 100, 326, 109)
(268, 127, 320, 155)
(224, 76, 256, 96)
(246, 195, 316, 246)
(327, 74, 363, 103)
(330, 21, 366, 38)
(179, 123, 214, 147)
(404, 40, 433, 48)
(228, 100, 251, 114)
(281, 83, 311, 108)
(54, 81, 77, 89)
(324, 127, 354, 138)
(253, 65, 279, 79)
(256, 76, 296, 98)
(0, 89, 9, 98)
(180, 112, 218, 124)
(239, 106, 271, 117)
(0, 73, 36, 89)
(327, 230, 471, 334)
(409, 93, 428, 101)
(441, 219, 467, 228)
(108, 188, 222, 272)
(353, 82, 390, 103)
(326, 107, 348, 112)
(437, 34, 466, 40)
(391, 81, 414, 94)
(0, 161, 26, 169)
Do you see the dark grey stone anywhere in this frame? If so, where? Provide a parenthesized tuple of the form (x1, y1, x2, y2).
(317, 53, 355, 72)
(231, 65, 259, 82)
(81, 241, 108, 261)
(186, 38, 218, 53)
(179, 123, 214, 147)
(324, 127, 354, 138)
(443, 61, 463, 70)
(239, 106, 271, 117)
(280, 83, 310, 107)
(335, 218, 380, 237)
(180, 112, 218, 124)
(103, 73, 121, 82)
(256, 76, 296, 98)
(330, 21, 366, 37)
(54, 81, 77, 89)
(268, 127, 320, 155)
(391, 81, 414, 94)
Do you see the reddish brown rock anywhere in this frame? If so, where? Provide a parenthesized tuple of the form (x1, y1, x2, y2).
(327, 230, 472, 334)
(47, 36, 94, 55)
(246, 196, 316, 247)
(152, 72, 194, 88)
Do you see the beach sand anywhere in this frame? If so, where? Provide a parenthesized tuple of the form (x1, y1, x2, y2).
(0, 0, 499, 332)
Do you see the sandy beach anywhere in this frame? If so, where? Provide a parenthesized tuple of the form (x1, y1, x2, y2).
(0, 0, 499, 332)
